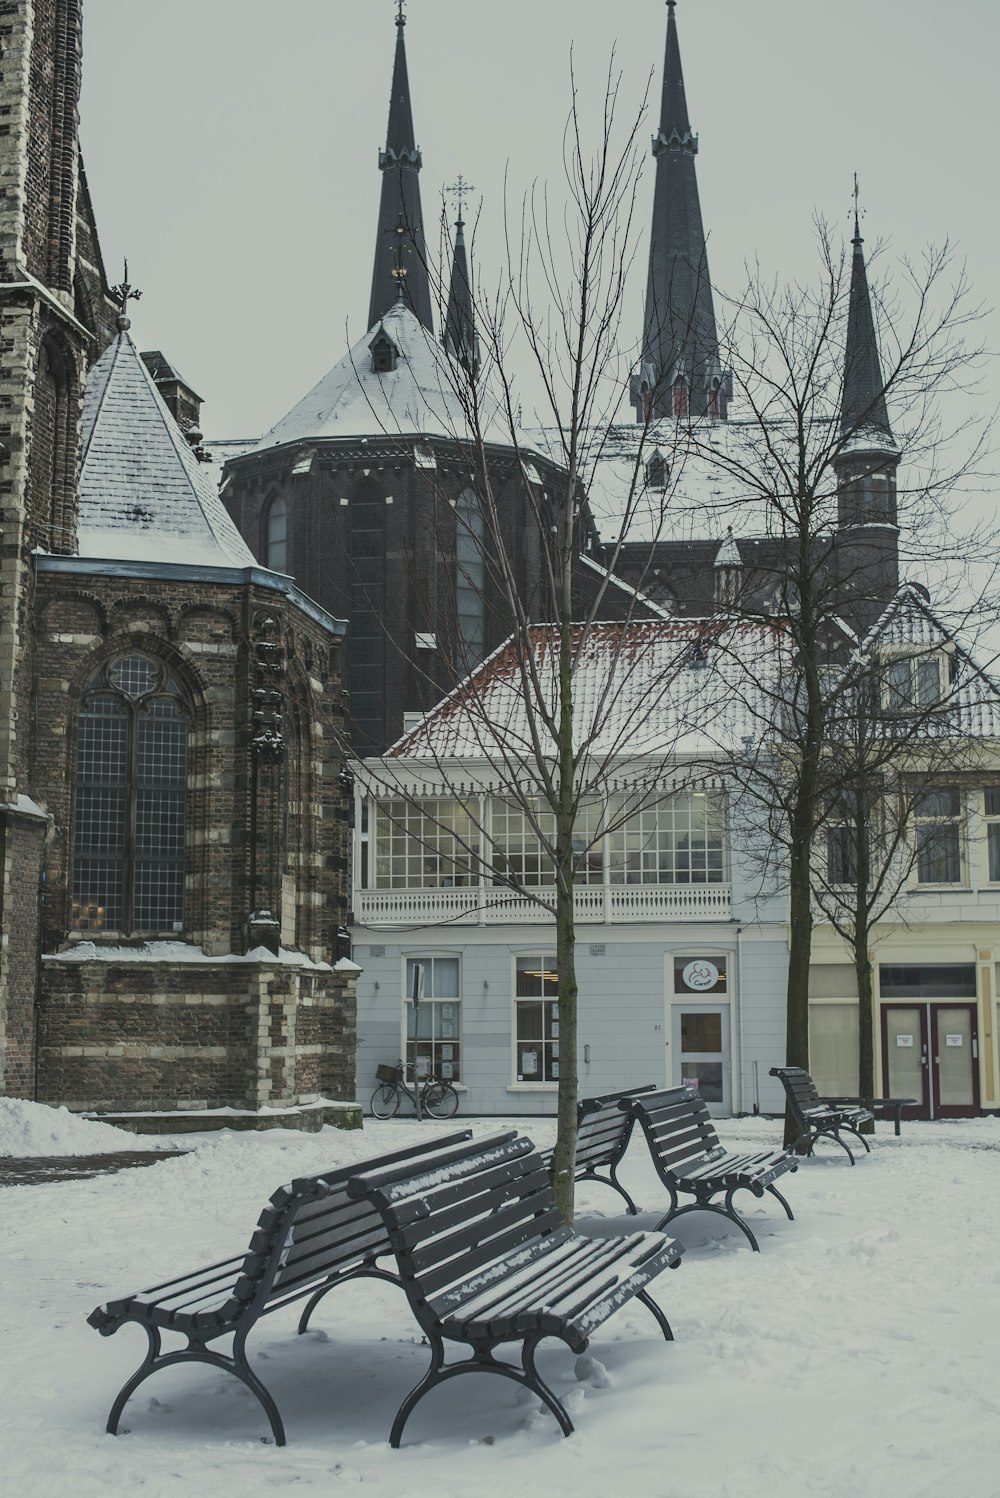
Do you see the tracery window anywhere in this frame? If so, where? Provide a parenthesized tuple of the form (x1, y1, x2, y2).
(71, 654, 188, 933)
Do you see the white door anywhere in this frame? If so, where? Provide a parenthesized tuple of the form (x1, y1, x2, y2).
(670, 1003, 732, 1116)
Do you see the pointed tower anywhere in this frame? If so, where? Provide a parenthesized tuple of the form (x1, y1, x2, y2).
(368, 7, 433, 334)
(834, 211, 899, 530)
(631, 1, 725, 422)
(443, 202, 479, 377)
(833, 209, 900, 630)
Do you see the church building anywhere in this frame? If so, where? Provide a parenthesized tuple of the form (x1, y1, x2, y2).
(0, 1, 357, 1122)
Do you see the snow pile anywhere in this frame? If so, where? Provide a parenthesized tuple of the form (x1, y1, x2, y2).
(0, 1097, 161, 1157)
(1, 1115, 999, 1498)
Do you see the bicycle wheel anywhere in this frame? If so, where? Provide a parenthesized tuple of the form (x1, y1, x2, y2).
(370, 1083, 400, 1119)
(423, 1082, 459, 1119)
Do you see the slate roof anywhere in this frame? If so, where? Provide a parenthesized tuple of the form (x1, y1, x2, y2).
(79, 331, 256, 568)
(256, 301, 508, 450)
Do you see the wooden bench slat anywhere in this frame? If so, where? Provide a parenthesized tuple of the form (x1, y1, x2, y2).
(350, 1133, 683, 1444)
(88, 1129, 475, 1446)
(626, 1088, 798, 1252)
(769, 1067, 875, 1164)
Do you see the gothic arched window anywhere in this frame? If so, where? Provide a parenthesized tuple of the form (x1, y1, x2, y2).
(71, 653, 189, 934)
(263, 494, 287, 571)
(455, 488, 486, 670)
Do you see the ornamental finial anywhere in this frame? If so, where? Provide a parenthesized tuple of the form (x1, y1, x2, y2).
(445, 174, 475, 227)
(109, 259, 143, 332)
(396, 0, 407, 26)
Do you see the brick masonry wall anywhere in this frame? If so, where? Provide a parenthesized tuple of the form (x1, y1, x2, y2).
(37, 956, 357, 1112)
(223, 434, 563, 751)
(33, 570, 350, 961)
(0, 806, 45, 1094)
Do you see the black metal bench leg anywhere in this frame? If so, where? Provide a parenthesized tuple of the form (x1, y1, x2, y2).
(814, 1127, 856, 1165)
(767, 1182, 794, 1221)
(606, 1165, 640, 1216)
(297, 1264, 401, 1334)
(105, 1327, 286, 1446)
(656, 1198, 760, 1253)
(840, 1123, 871, 1156)
(635, 1287, 673, 1342)
(389, 1331, 447, 1448)
(389, 1333, 576, 1446)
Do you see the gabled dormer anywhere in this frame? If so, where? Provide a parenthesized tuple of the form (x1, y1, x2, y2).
(369, 325, 400, 374)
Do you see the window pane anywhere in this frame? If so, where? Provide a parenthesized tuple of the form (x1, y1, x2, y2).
(809, 1005, 859, 1095)
(915, 657, 942, 706)
(990, 825, 1000, 882)
(879, 964, 977, 999)
(916, 825, 961, 883)
(673, 956, 727, 994)
(914, 787, 960, 818)
(886, 658, 911, 706)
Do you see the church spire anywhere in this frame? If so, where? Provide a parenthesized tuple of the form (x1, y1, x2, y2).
(631, 1, 724, 422)
(368, 5, 434, 334)
(840, 196, 893, 442)
(443, 179, 479, 377)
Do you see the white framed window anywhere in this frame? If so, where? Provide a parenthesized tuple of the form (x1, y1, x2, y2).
(985, 789, 1000, 882)
(374, 799, 480, 888)
(404, 956, 461, 1081)
(514, 953, 559, 1083)
(610, 791, 726, 886)
(914, 786, 963, 884)
(885, 653, 944, 710)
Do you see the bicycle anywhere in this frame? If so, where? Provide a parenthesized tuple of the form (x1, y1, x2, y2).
(370, 1059, 460, 1120)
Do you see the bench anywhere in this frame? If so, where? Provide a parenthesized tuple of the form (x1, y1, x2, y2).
(87, 1130, 472, 1446)
(625, 1086, 798, 1252)
(345, 1129, 684, 1444)
(824, 1094, 916, 1137)
(769, 1065, 874, 1164)
(542, 1083, 656, 1213)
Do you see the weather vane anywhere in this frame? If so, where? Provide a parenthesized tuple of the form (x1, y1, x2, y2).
(396, 0, 407, 25)
(109, 259, 142, 330)
(852, 172, 865, 235)
(446, 175, 475, 226)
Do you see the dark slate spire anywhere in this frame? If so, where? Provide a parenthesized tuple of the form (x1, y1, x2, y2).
(840, 211, 893, 441)
(368, 8, 434, 334)
(443, 186, 479, 377)
(631, 1, 725, 422)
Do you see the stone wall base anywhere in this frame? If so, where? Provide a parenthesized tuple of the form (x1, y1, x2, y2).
(88, 1099, 363, 1135)
(37, 952, 358, 1114)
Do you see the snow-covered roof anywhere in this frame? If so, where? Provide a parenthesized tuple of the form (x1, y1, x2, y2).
(380, 619, 782, 768)
(527, 413, 785, 547)
(78, 332, 257, 568)
(255, 302, 509, 451)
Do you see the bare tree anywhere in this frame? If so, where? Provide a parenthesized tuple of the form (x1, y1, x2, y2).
(681, 223, 994, 1141)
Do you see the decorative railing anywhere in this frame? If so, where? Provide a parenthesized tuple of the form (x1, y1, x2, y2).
(356, 883, 732, 927)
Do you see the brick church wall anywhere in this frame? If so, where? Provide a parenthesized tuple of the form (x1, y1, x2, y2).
(0, 806, 46, 1095)
(38, 955, 356, 1112)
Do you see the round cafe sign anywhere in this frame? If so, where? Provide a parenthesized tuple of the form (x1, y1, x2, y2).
(682, 959, 719, 992)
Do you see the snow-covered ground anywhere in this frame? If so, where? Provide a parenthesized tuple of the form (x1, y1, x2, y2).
(2, 1107, 999, 1498)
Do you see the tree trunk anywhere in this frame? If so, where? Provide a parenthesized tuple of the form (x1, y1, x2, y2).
(784, 808, 813, 1147)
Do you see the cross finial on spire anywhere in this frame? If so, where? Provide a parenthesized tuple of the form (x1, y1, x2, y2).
(109, 259, 143, 332)
(852, 172, 864, 242)
(396, 0, 407, 26)
(446, 175, 475, 227)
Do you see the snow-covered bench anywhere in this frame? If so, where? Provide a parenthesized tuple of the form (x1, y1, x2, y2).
(345, 1130, 684, 1445)
(87, 1130, 472, 1445)
(770, 1065, 875, 1164)
(541, 1083, 656, 1213)
(624, 1086, 798, 1252)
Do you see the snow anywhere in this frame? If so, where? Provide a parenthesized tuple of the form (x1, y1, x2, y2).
(49, 941, 332, 970)
(2, 1112, 999, 1496)
(0, 1097, 162, 1157)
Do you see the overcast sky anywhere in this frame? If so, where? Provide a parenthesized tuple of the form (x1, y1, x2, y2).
(79, 0, 999, 446)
